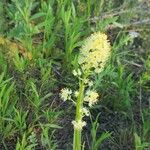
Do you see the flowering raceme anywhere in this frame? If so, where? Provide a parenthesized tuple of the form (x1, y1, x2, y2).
(78, 32, 111, 73)
(60, 32, 111, 150)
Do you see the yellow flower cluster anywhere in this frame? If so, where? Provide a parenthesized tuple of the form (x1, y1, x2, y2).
(84, 90, 99, 107)
(78, 32, 111, 73)
(60, 88, 72, 101)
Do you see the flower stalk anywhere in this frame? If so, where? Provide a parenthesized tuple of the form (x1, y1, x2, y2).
(73, 78, 85, 150)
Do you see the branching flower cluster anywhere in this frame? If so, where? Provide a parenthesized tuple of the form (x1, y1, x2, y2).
(60, 32, 111, 149)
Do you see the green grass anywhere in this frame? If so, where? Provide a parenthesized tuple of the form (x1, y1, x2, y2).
(0, 0, 150, 149)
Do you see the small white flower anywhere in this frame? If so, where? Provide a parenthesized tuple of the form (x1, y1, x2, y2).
(88, 80, 93, 87)
(77, 69, 82, 76)
(84, 79, 89, 84)
(84, 90, 99, 107)
(74, 91, 79, 97)
(72, 70, 78, 76)
(72, 120, 86, 130)
(60, 88, 72, 101)
(72, 69, 82, 76)
(80, 107, 90, 116)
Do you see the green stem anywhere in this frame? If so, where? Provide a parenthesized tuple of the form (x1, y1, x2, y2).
(73, 79, 85, 150)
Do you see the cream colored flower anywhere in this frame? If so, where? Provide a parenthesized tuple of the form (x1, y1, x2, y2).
(72, 69, 82, 76)
(72, 120, 86, 130)
(77, 69, 82, 76)
(84, 90, 99, 107)
(84, 79, 89, 84)
(74, 91, 79, 97)
(88, 80, 93, 87)
(78, 32, 111, 73)
(80, 107, 90, 116)
(72, 70, 78, 76)
(60, 88, 72, 101)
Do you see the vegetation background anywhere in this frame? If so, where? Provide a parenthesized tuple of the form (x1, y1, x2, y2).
(0, 0, 150, 149)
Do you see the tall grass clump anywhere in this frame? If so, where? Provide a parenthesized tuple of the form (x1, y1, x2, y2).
(0, 72, 17, 144)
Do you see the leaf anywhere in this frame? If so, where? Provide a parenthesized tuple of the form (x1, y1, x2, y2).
(134, 133, 142, 150)
(1, 117, 14, 122)
(94, 132, 111, 149)
(44, 123, 62, 129)
(113, 22, 124, 28)
(40, 93, 53, 102)
(30, 82, 39, 99)
(30, 12, 45, 20)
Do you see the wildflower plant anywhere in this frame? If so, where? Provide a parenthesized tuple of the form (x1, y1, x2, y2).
(61, 32, 111, 150)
